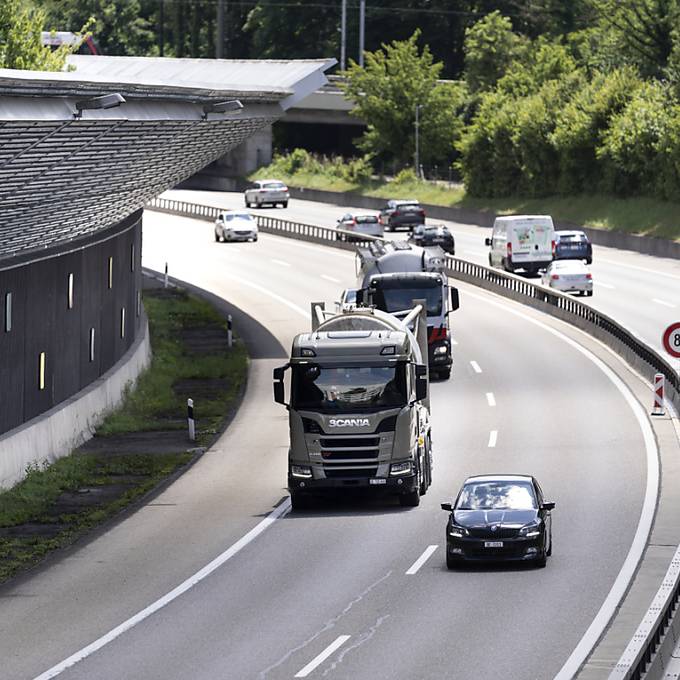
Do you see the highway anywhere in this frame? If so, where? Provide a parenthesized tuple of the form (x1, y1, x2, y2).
(0, 202, 661, 680)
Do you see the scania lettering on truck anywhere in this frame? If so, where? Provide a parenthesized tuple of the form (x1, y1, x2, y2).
(273, 302, 432, 510)
(485, 215, 555, 274)
(343, 241, 459, 380)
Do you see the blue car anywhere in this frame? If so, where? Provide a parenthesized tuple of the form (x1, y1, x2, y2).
(554, 230, 592, 264)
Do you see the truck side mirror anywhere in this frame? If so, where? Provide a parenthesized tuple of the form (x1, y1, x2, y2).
(485, 237, 492, 246)
(415, 364, 428, 401)
(273, 365, 289, 405)
(450, 287, 460, 312)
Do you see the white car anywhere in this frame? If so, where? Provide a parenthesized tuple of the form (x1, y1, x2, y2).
(244, 179, 289, 208)
(542, 260, 593, 296)
(336, 213, 383, 241)
(214, 211, 258, 242)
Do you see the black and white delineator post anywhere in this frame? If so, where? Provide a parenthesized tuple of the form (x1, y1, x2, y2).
(187, 398, 195, 440)
(164, 262, 169, 288)
(227, 314, 233, 348)
(652, 373, 665, 416)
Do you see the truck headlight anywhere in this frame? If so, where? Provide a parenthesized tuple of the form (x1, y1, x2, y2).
(390, 461, 413, 476)
(290, 465, 312, 478)
(434, 344, 448, 355)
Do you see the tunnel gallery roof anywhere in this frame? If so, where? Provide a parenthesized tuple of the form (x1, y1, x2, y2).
(0, 56, 334, 262)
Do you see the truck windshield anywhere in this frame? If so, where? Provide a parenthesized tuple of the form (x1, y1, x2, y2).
(372, 281, 442, 316)
(292, 363, 407, 412)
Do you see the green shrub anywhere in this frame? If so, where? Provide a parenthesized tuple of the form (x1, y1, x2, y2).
(393, 167, 419, 185)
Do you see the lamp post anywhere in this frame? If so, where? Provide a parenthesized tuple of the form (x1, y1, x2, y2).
(340, 0, 347, 70)
(414, 104, 422, 179)
(359, 0, 365, 67)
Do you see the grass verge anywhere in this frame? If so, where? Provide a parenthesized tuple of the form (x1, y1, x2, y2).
(0, 284, 247, 584)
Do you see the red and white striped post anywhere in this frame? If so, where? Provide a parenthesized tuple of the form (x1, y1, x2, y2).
(652, 373, 665, 416)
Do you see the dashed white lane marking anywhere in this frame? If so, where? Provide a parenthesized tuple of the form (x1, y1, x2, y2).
(271, 258, 291, 267)
(486, 392, 496, 407)
(596, 281, 615, 289)
(652, 298, 676, 308)
(470, 361, 482, 373)
(34, 499, 292, 679)
(321, 274, 341, 283)
(598, 257, 680, 281)
(488, 430, 498, 448)
(405, 545, 438, 575)
(294, 636, 351, 678)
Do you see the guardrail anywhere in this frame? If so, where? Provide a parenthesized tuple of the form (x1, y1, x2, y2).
(146, 195, 680, 679)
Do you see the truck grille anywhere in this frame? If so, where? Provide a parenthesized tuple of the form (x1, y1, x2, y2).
(325, 467, 378, 478)
(320, 437, 380, 448)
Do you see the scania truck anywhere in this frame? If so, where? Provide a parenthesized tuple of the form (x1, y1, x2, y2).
(342, 241, 460, 380)
(274, 302, 433, 510)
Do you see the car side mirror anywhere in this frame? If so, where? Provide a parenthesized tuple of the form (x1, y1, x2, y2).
(485, 237, 492, 247)
(542, 501, 555, 511)
(450, 287, 460, 312)
(440, 503, 452, 512)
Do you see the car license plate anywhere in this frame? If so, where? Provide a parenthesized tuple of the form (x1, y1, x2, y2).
(484, 541, 503, 548)
(369, 478, 387, 485)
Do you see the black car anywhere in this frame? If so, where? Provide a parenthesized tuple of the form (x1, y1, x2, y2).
(441, 474, 554, 568)
(409, 224, 455, 255)
(379, 199, 425, 231)
(554, 230, 592, 264)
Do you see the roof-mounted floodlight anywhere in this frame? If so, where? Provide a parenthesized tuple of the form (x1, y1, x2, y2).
(74, 93, 126, 119)
(202, 99, 243, 120)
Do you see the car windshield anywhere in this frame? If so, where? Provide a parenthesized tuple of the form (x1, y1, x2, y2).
(558, 232, 586, 242)
(291, 363, 407, 412)
(355, 215, 378, 223)
(225, 213, 253, 222)
(456, 481, 537, 510)
(263, 182, 285, 189)
(372, 280, 442, 316)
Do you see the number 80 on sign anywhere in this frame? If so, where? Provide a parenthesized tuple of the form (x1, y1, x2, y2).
(662, 322, 680, 359)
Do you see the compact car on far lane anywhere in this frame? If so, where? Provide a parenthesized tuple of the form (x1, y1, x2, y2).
(441, 474, 554, 568)
(379, 199, 425, 231)
(214, 210, 258, 242)
(542, 260, 593, 296)
(336, 213, 383, 241)
(409, 223, 455, 254)
(244, 179, 289, 208)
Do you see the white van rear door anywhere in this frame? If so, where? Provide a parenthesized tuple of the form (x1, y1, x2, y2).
(509, 219, 553, 261)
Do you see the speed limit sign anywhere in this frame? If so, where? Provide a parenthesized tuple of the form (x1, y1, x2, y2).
(662, 322, 680, 358)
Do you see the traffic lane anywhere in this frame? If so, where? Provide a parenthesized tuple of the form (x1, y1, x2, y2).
(50, 282, 646, 680)
(3, 216, 354, 679)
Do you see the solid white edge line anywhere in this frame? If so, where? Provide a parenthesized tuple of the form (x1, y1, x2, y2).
(294, 635, 351, 678)
(488, 430, 498, 448)
(486, 392, 496, 407)
(598, 257, 680, 281)
(33, 499, 292, 680)
(321, 274, 341, 283)
(405, 545, 438, 575)
(470, 360, 482, 373)
(652, 298, 676, 308)
(461, 288, 659, 680)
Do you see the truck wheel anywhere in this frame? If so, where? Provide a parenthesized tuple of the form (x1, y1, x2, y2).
(439, 369, 451, 380)
(446, 550, 458, 570)
(290, 491, 311, 511)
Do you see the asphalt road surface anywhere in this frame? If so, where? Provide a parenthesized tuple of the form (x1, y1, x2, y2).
(0, 208, 655, 680)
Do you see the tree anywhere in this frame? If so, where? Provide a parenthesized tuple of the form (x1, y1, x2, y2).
(0, 0, 76, 70)
(463, 11, 526, 93)
(341, 30, 466, 168)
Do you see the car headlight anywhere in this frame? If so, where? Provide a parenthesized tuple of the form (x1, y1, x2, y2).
(290, 465, 312, 478)
(448, 521, 469, 538)
(390, 461, 413, 476)
(433, 345, 448, 356)
(519, 520, 541, 537)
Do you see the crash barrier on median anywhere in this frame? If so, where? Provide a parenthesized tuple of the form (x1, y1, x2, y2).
(146, 195, 680, 679)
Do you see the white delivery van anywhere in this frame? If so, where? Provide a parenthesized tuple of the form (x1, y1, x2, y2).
(485, 215, 555, 274)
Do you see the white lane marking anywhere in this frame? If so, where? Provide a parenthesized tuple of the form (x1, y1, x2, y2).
(450, 338, 458, 346)
(321, 274, 341, 283)
(488, 430, 498, 448)
(598, 257, 680, 281)
(34, 499, 292, 679)
(486, 392, 496, 407)
(261, 233, 353, 260)
(596, 281, 615, 289)
(405, 545, 438, 575)
(652, 298, 676, 308)
(470, 360, 482, 373)
(220, 274, 309, 319)
(461, 289, 659, 680)
(271, 258, 291, 268)
(294, 636, 351, 678)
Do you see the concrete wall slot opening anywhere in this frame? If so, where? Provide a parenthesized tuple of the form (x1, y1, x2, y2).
(136, 290, 141, 317)
(130, 243, 135, 272)
(39, 352, 46, 390)
(89, 328, 95, 362)
(108, 256, 113, 289)
(4, 292, 12, 332)
(120, 307, 126, 339)
(67, 273, 74, 309)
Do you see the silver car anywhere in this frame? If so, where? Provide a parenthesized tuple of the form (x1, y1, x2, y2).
(542, 260, 593, 296)
(214, 211, 258, 242)
(336, 213, 383, 241)
(244, 179, 289, 208)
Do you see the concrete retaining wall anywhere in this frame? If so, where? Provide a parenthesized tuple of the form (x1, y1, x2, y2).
(288, 186, 680, 261)
(0, 312, 151, 490)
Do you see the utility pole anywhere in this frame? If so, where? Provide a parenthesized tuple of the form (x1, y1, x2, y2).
(216, 0, 225, 59)
(159, 0, 164, 57)
(414, 104, 422, 178)
(340, 0, 347, 70)
(359, 0, 365, 67)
